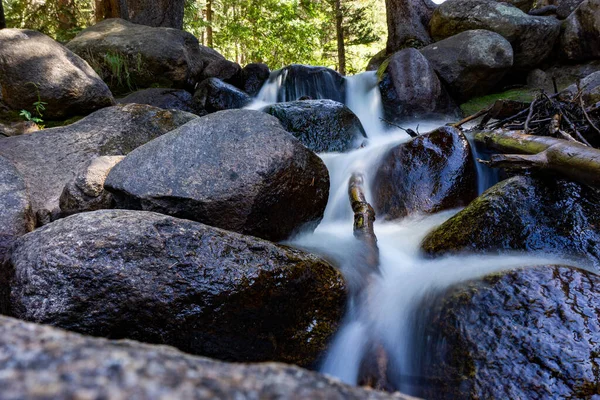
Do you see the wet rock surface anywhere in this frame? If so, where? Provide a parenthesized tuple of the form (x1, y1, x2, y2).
(0, 316, 417, 400)
(66, 18, 205, 93)
(0, 156, 34, 264)
(0, 104, 197, 218)
(59, 156, 125, 216)
(4, 210, 345, 367)
(274, 64, 346, 103)
(418, 265, 600, 399)
(372, 126, 477, 220)
(420, 30, 514, 101)
(105, 109, 329, 242)
(430, 0, 561, 69)
(117, 88, 202, 114)
(0, 29, 114, 119)
(193, 78, 251, 113)
(263, 99, 366, 153)
(560, 0, 600, 61)
(236, 62, 271, 97)
(421, 175, 600, 269)
(378, 48, 456, 121)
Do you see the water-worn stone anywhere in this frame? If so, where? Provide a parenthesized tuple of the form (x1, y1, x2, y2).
(0, 316, 416, 400)
(0, 29, 114, 119)
(200, 59, 242, 82)
(67, 18, 205, 94)
(418, 265, 600, 399)
(105, 109, 329, 242)
(4, 210, 346, 367)
(430, 0, 561, 69)
(420, 30, 514, 101)
(0, 156, 34, 264)
(272, 64, 346, 103)
(193, 78, 251, 113)
(263, 100, 367, 153)
(0, 121, 39, 137)
(378, 48, 456, 122)
(236, 63, 271, 96)
(372, 126, 476, 220)
(562, 71, 600, 106)
(421, 175, 600, 269)
(560, 0, 600, 61)
(0, 104, 197, 220)
(117, 88, 202, 114)
(59, 156, 125, 216)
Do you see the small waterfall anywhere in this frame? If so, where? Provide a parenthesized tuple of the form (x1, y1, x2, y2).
(464, 131, 500, 195)
(345, 72, 385, 139)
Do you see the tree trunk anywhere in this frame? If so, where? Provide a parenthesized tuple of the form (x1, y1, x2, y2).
(206, 0, 213, 47)
(335, 0, 346, 75)
(57, 0, 76, 32)
(0, 0, 6, 29)
(94, 0, 184, 29)
(384, 0, 437, 54)
(474, 130, 600, 188)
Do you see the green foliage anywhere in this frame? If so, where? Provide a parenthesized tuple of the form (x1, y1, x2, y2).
(19, 82, 47, 126)
(460, 88, 537, 116)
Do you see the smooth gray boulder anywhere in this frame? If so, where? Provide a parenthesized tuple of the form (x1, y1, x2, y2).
(0, 104, 197, 221)
(117, 88, 202, 114)
(193, 78, 251, 113)
(263, 99, 367, 153)
(420, 30, 514, 101)
(5, 210, 346, 367)
(560, 0, 600, 61)
(236, 62, 270, 96)
(430, 0, 561, 69)
(66, 19, 205, 94)
(105, 109, 329, 242)
(0, 156, 34, 263)
(0, 29, 114, 119)
(378, 48, 457, 122)
(59, 156, 125, 216)
(0, 316, 416, 400)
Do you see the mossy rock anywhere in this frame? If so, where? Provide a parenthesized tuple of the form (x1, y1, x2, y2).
(460, 88, 536, 116)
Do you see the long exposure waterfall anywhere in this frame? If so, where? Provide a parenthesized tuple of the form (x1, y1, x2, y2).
(248, 68, 580, 396)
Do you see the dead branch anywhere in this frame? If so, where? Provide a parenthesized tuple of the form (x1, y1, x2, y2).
(348, 172, 379, 273)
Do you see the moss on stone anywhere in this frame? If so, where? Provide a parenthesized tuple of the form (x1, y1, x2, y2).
(460, 88, 537, 116)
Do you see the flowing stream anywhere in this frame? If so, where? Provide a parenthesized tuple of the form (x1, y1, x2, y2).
(249, 69, 570, 396)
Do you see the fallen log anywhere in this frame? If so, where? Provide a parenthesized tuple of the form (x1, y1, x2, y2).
(474, 130, 600, 187)
(348, 172, 379, 273)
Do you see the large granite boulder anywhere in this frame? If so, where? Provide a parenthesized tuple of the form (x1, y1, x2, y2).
(105, 109, 329, 242)
(421, 175, 600, 269)
(200, 59, 242, 82)
(59, 156, 125, 216)
(560, 0, 600, 61)
(372, 126, 477, 220)
(562, 71, 600, 106)
(527, 60, 600, 92)
(66, 19, 205, 94)
(117, 88, 202, 114)
(270, 64, 346, 103)
(4, 210, 346, 367)
(430, 0, 561, 69)
(193, 78, 251, 113)
(263, 100, 367, 153)
(0, 156, 34, 264)
(378, 48, 456, 122)
(419, 265, 600, 399)
(0, 29, 114, 119)
(420, 30, 514, 101)
(0, 104, 197, 221)
(236, 62, 271, 96)
(0, 316, 416, 400)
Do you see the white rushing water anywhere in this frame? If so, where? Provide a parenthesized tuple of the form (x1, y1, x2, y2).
(250, 69, 574, 394)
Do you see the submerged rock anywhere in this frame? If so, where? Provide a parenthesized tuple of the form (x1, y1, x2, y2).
(5, 210, 346, 367)
(0, 29, 114, 119)
(372, 126, 477, 220)
(430, 0, 561, 69)
(66, 18, 205, 93)
(193, 78, 251, 113)
(105, 109, 329, 242)
(263, 100, 366, 153)
(378, 48, 456, 122)
(421, 175, 600, 269)
(0, 104, 197, 220)
(0, 156, 34, 264)
(420, 30, 514, 101)
(59, 156, 125, 216)
(560, 0, 600, 61)
(117, 88, 202, 114)
(419, 265, 600, 399)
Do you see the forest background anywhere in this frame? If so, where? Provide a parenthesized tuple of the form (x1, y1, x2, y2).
(1, 0, 388, 74)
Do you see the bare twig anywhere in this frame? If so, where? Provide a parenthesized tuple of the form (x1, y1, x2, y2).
(581, 97, 600, 136)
